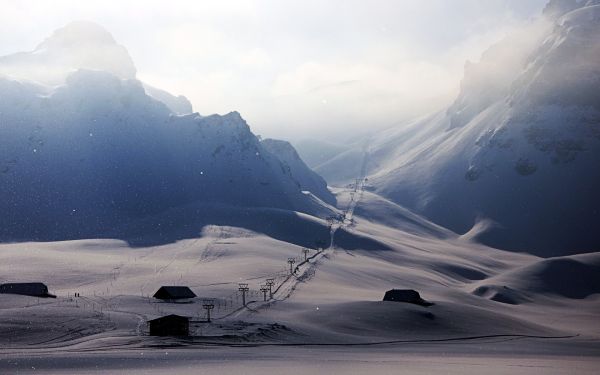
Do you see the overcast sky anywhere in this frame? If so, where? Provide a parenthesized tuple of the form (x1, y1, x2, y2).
(0, 0, 548, 140)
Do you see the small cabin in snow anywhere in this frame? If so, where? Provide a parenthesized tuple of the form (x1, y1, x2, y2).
(153, 286, 196, 301)
(0, 282, 56, 298)
(148, 314, 190, 336)
(383, 289, 432, 306)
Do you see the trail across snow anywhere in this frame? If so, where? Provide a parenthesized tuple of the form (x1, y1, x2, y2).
(229, 150, 370, 318)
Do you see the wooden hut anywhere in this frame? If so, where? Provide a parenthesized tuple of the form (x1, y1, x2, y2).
(148, 314, 190, 336)
(383, 289, 432, 306)
(153, 286, 196, 301)
(0, 282, 56, 298)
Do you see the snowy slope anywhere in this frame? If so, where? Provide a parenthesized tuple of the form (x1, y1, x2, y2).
(1, 147, 598, 373)
(1, 187, 598, 354)
(315, 1, 600, 256)
(473, 252, 600, 300)
(261, 138, 336, 205)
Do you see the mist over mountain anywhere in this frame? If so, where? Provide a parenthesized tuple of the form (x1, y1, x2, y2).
(0, 21, 136, 84)
(0, 21, 193, 115)
(0, 23, 334, 244)
(300, 0, 600, 256)
(142, 83, 193, 115)
(261, 138, 336, 206)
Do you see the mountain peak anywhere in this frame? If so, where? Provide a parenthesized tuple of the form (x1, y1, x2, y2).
(0, 21, 136, 85)
(0, 22, 196, 115)
(36, 21, 117, 51)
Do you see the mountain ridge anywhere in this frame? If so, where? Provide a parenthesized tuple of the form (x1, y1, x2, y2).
(0, 24, 336, 244)
(297, 0, 600, 256)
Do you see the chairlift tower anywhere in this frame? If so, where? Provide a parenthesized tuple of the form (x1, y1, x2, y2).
(202, 299, 215, 322)
(287, 258, 296, 275)
(266, 278, 275, 299)
(302, 248, 310, 261)
(238, 283, 249, 306)
(260, 285, 269, 301)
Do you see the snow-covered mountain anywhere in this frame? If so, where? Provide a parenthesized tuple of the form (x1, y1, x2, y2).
(142, 83, 193, 115)
(0, 21, 136, 84)
(0, 21, 193, 115)
(291, 139, 352, 169)
(0, 23, 334, 243)
(305, 0, 600, 256)
(261, 138, 336, 206)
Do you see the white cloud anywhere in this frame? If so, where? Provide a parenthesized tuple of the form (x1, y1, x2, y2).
(0, 0, 548, 139)
(236, 48, 272, 68)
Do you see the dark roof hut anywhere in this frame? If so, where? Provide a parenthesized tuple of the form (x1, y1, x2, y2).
(153, 286, 196, 301)
(0, 282, 56, 298)
(383, 289, 432, 306)
(148, 314, 190, 336)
